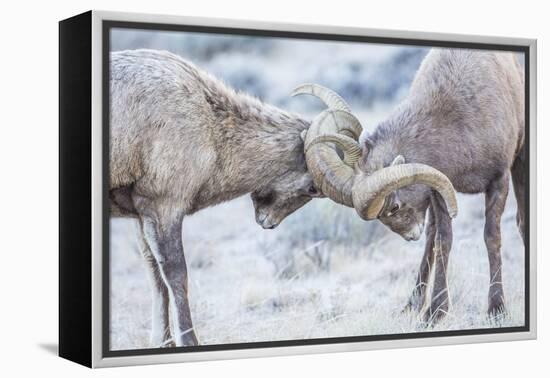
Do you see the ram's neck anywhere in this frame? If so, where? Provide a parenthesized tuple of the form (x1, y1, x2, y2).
(367, 100, 436, 170)
(205, 87, 309, 194)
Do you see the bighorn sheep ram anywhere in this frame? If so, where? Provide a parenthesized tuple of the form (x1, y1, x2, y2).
(296, 48, 524, 321)
(110, 49, 323, 347)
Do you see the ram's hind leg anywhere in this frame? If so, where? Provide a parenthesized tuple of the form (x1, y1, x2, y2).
(138, 205, 198, 347)
(136, 221, 173, 347)
(485, 172, 510, 317)
(404, 206, 435, 313)
(511, 145, 526, 244)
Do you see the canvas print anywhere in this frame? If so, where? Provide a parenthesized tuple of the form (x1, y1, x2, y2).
(107, 26, 527, 352)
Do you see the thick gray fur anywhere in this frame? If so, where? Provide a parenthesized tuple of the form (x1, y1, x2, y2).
(109, 50, 320, 346)
(358, 49, 525, 322)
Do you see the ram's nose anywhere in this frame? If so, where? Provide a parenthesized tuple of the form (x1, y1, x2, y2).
(256, 214, 278, 229)
(259, 219, 279, 229)
(256, 213, 267, 225)
(404, 224, 423, 241)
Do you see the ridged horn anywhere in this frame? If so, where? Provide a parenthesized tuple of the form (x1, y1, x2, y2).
(306, 133, 362, 167)
(351, 164, 458, 220)
(325, 109, 363, 139)
(291, 83, 352, 112)
(303, 110, 356, 206)
(303, 109, 362, 140)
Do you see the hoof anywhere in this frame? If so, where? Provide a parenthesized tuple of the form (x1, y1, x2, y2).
(402, 291, 425, 314)
(161, 340, 176, 348)
(423, 303, 449, 325)
(153, 338, 176, 348)
(487, 302, 507, 320)
(401, 302, 414, 314)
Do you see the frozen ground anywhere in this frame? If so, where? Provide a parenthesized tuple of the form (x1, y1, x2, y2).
(110, 189, 524, 350)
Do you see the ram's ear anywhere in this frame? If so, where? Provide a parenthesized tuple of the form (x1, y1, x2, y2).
(359, 130, 370, 145)
(361, 136, 374, 158)
(300, 130, 307, 142)
(391, 155, 406, 166)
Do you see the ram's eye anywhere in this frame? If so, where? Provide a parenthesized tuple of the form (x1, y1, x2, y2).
(308, 185, 318, 195)
(388, 203, 400, 216)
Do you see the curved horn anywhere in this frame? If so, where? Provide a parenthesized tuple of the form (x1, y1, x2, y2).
(303, 109, 362, 140)
(303, 110, 356, 206)
(291, 83, 352, 112)
(301, 108, 363, 139)
(327, 109, 363, 139)
(351, 164, 458, 220)
(306, 133, 362, 167)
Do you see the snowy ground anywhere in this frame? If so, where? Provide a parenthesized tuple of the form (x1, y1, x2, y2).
(110, 189, 524, 350)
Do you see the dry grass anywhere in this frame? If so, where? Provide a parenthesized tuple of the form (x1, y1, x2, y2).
(110, 190, 525, 350)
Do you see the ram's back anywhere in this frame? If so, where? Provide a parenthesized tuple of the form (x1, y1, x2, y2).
(403, 49, 524, 192)
(109, 50, 217, 196)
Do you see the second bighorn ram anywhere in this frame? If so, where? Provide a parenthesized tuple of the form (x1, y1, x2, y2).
(296, 48, 525, 321)
(110, 50, 323, 347)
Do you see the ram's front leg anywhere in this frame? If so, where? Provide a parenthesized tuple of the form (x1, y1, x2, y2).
(137, 202, 199, 347)
(424, 193, 453, 323)
(404, 206, 435, 313)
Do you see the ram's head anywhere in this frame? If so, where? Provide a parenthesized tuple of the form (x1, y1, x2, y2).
(292, 84, 458, 239)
